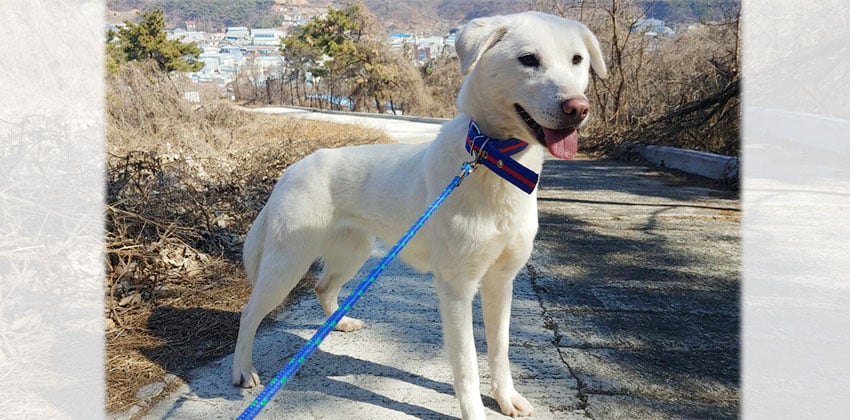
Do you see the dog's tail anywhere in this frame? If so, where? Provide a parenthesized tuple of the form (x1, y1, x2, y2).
(242, 206, 267, 287)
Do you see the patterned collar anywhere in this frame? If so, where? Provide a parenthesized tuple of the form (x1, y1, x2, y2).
(464, 120, 539, 194)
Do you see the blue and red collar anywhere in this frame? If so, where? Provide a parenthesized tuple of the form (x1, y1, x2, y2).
(465, 120, 539, 194)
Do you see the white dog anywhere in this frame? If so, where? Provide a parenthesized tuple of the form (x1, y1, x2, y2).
(232, 11, 607, 419)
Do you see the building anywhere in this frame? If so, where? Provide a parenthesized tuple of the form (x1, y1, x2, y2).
(416, 36, 445, 62)
(446, 29, 458, 49)
(251, 28, 285, 46)
(388, 33, 414, 53)
(253, 55, 285, 79)
(168, 28, 206, 44)
(224, 26, 250, 42)
(631, 18, 675, 37)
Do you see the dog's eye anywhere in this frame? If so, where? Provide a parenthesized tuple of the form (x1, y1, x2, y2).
(518, 54, 540, 68)
(572, 54, 583, 65)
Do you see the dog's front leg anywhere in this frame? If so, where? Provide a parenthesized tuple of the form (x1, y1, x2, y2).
(481, 268, 533, 417)
(435, 275, 487, 420)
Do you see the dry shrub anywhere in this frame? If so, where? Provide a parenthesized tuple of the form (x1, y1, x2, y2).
(615, 21, 739, 155)
(105, 61, 390, 413)
(419, 54, 463, 118)
(535, 0, 740, 156)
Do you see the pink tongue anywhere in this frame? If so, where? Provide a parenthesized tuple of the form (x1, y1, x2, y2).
(543, 127, 579, 160)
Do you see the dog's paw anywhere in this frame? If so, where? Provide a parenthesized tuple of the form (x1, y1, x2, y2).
(232, 367, 261, 388)
(334, 316, 365, 332)
(495, 390, 533, 417)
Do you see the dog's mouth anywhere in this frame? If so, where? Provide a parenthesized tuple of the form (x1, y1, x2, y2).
(515, 104, 579, 160)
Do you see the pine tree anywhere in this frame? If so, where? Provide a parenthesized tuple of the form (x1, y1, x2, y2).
(110, 9, 202, 73)
(279, 2, 426, 113)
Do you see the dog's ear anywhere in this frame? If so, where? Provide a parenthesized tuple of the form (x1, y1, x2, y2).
(580, 24, 608, 79)
(456, 16, 509, 75)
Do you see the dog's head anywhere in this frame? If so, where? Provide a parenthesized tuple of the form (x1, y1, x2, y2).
(456, 11, 608, 159)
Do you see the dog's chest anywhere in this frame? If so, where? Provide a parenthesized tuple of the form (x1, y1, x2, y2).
(475, 175, 537, 229)
(447, 182, 539, 241)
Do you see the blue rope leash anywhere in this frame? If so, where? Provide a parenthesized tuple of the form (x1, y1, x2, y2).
(236, 161, 477, 420)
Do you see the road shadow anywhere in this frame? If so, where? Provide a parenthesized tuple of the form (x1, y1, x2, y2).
(542, 158, 738, 201)
(142, 306, 459, 418)
(531, 160, 740, 418)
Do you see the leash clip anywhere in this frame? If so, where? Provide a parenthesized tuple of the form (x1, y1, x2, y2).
(459, 136, 490, 186)
(457, 160, 477, 186)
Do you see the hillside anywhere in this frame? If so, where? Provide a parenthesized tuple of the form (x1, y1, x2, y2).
(355, 0, 529, 32)
(106, 0, 739, 33)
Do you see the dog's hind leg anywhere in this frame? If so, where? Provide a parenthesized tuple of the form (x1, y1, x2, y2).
(232, 248, 315, 388)
(315, 227, 373, 332)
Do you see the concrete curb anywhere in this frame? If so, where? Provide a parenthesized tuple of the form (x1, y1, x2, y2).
(623, 142, 739, 184)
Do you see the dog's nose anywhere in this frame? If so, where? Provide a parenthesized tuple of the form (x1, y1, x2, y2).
(562, 98, 590, 124)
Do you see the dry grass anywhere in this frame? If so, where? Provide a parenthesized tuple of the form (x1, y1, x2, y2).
(105, 62, 391, 414)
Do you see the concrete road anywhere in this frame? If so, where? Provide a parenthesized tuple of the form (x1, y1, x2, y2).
(247, 106, 444, 144)
(121, 113, 740, 419)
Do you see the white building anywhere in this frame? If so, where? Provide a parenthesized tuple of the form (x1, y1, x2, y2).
(198, 51, 221, 76)
(251, 28, 285, 46)
(254, 55, 284, 70)
(632, 18, 675, 37)
(416, 36, 446, 61)
(168, 28, 206, 43)
(225, 26, 250, 42)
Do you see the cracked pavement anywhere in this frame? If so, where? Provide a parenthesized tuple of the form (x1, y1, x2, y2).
(529, 158, 739, 419)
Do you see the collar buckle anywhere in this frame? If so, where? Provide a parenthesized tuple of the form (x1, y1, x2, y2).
(464, 120, 539, 194)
